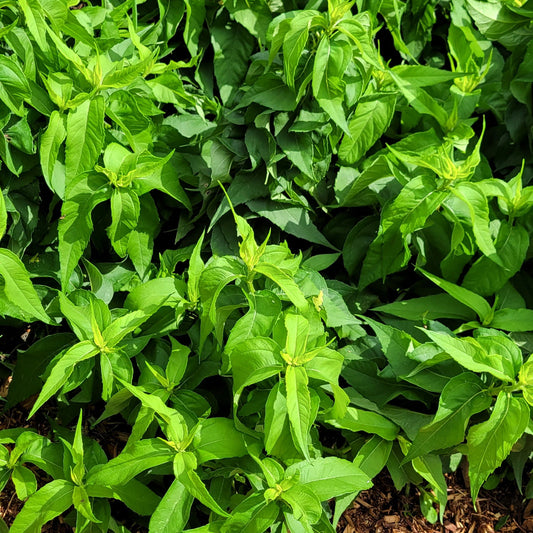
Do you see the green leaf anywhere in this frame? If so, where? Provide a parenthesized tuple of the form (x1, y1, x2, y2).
(0, 127, 22, 175)
(412, 454, 447, 521)
(380, 176, 446, 236)
(419, 269, 492, 323)
(302, 253, 340, 271)
(312, 34, 350, 134)
(12, 465, 37, 500)
(390, 65, 463, 87)
(423, 330, 517, 382)
(133, 155, 191, 210)
(0, 249, 51, 323)
(0, 468, 9, 493)
(354, 436, 393, 479)
(124, 277, 185, 312)
(193, 418, 247, 464)
(238, 73, 297, 111)
(303, 347, 344, 383)
(281, 484, 322, 524)
(82, 259, 114, 305)
(0, 187, 6, 241)
(7, 333, 76, 409)
(286, 457, 372, 500)
(449, 183, 503, 266)
(29, 340, 99, 418)
(200, 256, 246, 324)
(283, 15, 313, 89)
(211, 20, 254, 105)
(374, 293, 476, 321)
(339, 93, 396, 165)
(40, 110, 67, 198)
(210, 171, 269, 229)
(284, 314, 310, 362)
(149, 479, 193, 533)
(462, 223, 529, 297)
(220, 493, 279, 533)
(226, 290, 281, 353)
(65, 96, 105, 183)
(59, 173, 111, 289)
(231, 337, 283, 395)
(87, 439, 175, 487)
(184, 0, 205, 57)
(166, 338, 190, 386)
(127, 194, 159, 278)
(10, 479, 74, 533)
(404, 373, 492, 462)
(179, 467, 230, 518)
(247, 199, 334, 249)
(18, 0, 49, 52)
(223, 0, 272, 43)
(118, 381, 187, 443)
(58, 292, 98, 342)
(474, 334, 523, 378)
(187, 231, 205, 304)
(264, 381, 290, 455)
(491, 308, 533, 332)
(107, 188, 141, 257)
(468, 392, 530, 503)
(101, 54, 155, 89)
(73, 485, 100, 523)
(0, 55, 31, 116)
(285, 365, 312, 458)
(254, 263, 308, 310)
(324, 406, 400, 441)
(466, 0, 532, 48)
(364, 318, 418, 380)
(335, 155, 394, 207)
(87, 479, 160, 516)
(388, 72, 448, 127)
(276, 128, 314, 178)
(102, 309, 152, 348)
(359, 226, 409, 288)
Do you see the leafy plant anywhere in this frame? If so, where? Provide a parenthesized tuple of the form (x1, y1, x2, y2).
(0, 0, 532, 530)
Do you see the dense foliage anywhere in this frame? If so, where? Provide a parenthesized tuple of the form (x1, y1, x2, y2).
(0, 0, 532, 530)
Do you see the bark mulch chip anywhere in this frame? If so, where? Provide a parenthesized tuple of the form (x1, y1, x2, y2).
(338, 471, 531, 533)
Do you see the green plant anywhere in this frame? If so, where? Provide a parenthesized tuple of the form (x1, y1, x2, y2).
(0, 0, 532, 530)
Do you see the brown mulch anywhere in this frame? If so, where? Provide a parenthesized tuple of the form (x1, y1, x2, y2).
(338, 471, 532, 533)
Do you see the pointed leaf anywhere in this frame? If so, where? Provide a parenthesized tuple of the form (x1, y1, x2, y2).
(10, 480, 74, 533)
(405, 373, 492, 462)
(285, 365, 312, 458)
(65, 96, 105, 182)
(339, 93, 396, 165)
(468, 393, 530, 503)
(29, 340, 99, 417)
(0, 249, 51, 324)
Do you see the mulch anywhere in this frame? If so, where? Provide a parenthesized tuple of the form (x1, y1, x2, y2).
(338, 470, 532, 533)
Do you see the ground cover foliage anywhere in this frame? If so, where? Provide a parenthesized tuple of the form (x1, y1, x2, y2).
(0, 0, 532, 530)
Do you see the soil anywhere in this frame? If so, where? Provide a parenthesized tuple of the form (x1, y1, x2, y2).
(337, 471, 532, 533)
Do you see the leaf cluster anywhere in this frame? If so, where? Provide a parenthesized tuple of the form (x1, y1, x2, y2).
(0, 0, 532, 530)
